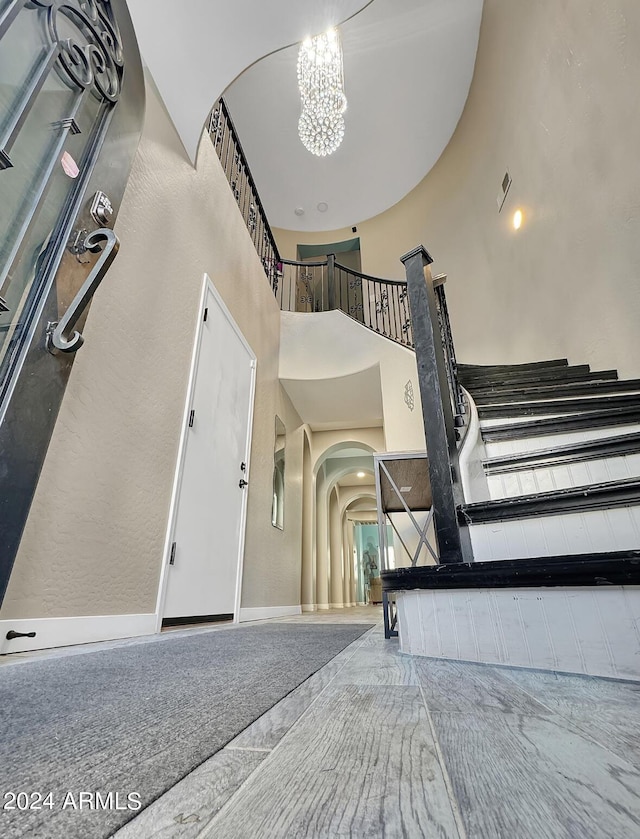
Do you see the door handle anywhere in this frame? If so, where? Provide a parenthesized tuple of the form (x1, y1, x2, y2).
(239, 479, 248, 489)
(48, 227, 119, 353)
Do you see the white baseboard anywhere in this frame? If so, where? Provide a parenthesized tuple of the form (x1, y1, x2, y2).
(397, 587, 640, 681)
(238, 605, 302, 622)
(0, 613, 157, 655)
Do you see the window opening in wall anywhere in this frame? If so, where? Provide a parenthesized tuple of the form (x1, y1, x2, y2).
(297, 237, 361, 273)
(271, 415, 285, 529)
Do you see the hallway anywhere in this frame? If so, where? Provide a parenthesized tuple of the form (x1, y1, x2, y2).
(106, 607, 640, 839)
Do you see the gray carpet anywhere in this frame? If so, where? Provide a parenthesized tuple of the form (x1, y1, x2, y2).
(0, 622, 373, 838)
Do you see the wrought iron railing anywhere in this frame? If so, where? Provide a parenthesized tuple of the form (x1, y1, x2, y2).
(275, 256, 464, 423)
(434, 281, 466, 426)
(275, 256, 414, 348)
(207, 98, 281, 291)
(207, 99, 464, 425)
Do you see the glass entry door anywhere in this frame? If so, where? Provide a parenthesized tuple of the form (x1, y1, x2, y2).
(0, 0, 144, 604)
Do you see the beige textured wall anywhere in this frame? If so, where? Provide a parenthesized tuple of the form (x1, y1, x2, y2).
(1, 75, 303, 619)
(275, 0, 640, 377)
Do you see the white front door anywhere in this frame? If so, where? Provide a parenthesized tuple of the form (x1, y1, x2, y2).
(163, 280, 256, 620)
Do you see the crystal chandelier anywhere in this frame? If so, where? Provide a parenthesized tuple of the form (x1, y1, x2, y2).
(297, 28, 347, 157)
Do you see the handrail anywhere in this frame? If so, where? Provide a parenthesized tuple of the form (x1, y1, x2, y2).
(207, 100, 463, 428)
(205, 99, 452, 354)
(207, 98, 281, 290)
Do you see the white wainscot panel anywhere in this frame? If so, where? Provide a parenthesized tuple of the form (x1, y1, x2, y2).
(396, 587, 640, 681)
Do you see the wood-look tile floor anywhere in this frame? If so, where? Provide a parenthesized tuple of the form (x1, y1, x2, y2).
(113, 606, 640, 839)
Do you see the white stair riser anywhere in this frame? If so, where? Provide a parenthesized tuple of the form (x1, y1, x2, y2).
(487, 453, 640, 500)
(469, 505, 640, 560)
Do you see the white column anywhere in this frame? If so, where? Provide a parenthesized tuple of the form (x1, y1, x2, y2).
(342, 514, 352, 607)
(300, 437, 316, 611)
(315, 469, 330, 609)
(329, 488, 344, 608)
(348, 522, 357, 605)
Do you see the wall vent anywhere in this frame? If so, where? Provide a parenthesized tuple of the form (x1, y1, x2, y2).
(497, 171, 512, 212)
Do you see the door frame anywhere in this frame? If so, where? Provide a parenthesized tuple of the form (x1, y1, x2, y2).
(154, 274, 257, 632)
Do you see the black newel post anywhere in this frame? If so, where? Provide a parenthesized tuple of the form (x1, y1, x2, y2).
(400, 245, 473, 564)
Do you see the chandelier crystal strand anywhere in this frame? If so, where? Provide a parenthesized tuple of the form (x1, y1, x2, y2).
(297, 28, 347, 157)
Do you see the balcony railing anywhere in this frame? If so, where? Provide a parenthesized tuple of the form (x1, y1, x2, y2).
(207, 98, 281, 291)
(275, 256, 414, 349)
(207, 97, 465, 422)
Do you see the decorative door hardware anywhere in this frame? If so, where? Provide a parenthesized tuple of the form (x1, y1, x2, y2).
(90, 190, 114, 225)
(240, 462, 246, 471)
(189, 410, 195, 428)
(239, 479, 248, 489)
(47, 227, 119, 353)
(0, 296, 9, 313)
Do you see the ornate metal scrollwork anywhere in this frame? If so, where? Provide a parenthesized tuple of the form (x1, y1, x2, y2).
(208, 108, 223, 143)
(375, 289, 389, 314)
(47, 227, 119, 353)
(349, 278, 361, 290)
(29, 0, 124, 102)
(247, 204, 257, 234)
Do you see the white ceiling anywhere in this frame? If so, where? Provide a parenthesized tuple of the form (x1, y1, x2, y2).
(281, 364, 383, 431)
(127, 0, 371, 161)
(224, 0, 483, 231)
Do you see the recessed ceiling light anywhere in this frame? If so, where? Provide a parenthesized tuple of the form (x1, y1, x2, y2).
(294, 207, 305, 216)
(317, 202, 328, 212)
(357, 471, 365, 478)
(513, 209, 523, 230)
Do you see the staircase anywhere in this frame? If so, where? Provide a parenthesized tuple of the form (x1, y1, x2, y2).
(205, 108, 640, 676)
(383, 353, 640, 680)
(458, 359, 640, 561)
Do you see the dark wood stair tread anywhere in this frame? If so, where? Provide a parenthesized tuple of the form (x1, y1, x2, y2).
(381, 552, 640, 591)
(458, 358, 569, 373)
(477, 392, 640, 419)
(482, 406, 640, 440)
(483, 431, 640, 474)
(471, 378, 640, 404)
(460, 476, 640, 523)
